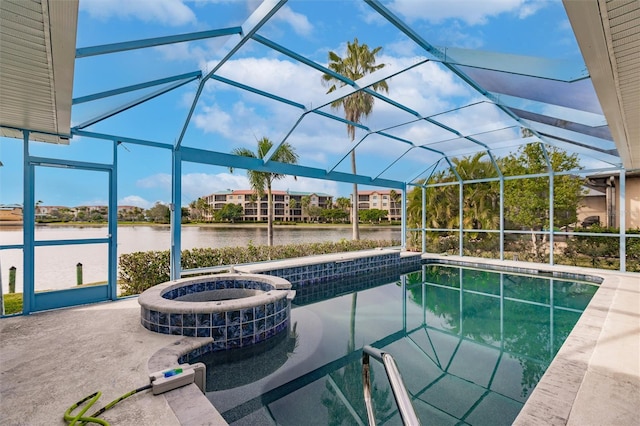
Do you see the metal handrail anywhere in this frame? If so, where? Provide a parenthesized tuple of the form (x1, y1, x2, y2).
(362, 345, 420, 425)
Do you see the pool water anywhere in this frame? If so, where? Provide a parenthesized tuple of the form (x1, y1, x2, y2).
(194, 265, 597, 425)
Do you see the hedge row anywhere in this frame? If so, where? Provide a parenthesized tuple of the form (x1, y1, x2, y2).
(119, 239, 400, 295)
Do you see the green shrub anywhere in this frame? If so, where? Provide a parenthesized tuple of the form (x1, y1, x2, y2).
(3, 293, 22, 315)
(560, 226, 640, 271)
(119, 239, 400, 295)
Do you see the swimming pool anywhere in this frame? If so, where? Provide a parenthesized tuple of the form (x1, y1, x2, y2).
(193, 264, 597, 425)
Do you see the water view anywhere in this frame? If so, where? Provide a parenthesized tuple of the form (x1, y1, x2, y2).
(0, 225, 400, 294)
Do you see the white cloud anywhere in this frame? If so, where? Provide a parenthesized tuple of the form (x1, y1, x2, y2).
(80, 0, 196, 26)
(193, 103, 234, 137)
(182, 172, 249, 201)
(78, 198, 108, 207)
(387, 0, 544, 25)
(272, 176, 339, 197)
(189, 52, 475, 170)
(518, 2, 546, 19)
(132, 171, 342, 204)
(386, 39, 420, 57)
(134, 172, 343, 204)
(118, 195, 153, 209)
(212, 57, 326, 105)
(134, 172, 251, 204)
(137, 173, 172, 189)
(274, 6, 313, 36)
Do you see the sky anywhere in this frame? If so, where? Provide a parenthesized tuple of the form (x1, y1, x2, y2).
(0, 0, 588, 209)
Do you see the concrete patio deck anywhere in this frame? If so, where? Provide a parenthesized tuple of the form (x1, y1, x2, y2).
(0, 258, 638, 425)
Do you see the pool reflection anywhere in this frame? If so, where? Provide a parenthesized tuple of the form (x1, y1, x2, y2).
(194, 265, 597, 425)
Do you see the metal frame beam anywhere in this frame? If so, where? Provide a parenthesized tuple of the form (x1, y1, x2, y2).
(73, 71, 202, 105)
(76, 27, 242, 58)
(180, 146, 405, 189)
(74, 77, 198, 130)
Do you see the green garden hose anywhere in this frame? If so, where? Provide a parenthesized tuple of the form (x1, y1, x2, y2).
(63, 384, 152, 426)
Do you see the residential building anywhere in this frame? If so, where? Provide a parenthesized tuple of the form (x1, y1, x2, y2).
(201, 190, 334, 222)
(356, 190, 402, 222)
(578, 171, 640, 229)
(35, 205, 68, 217)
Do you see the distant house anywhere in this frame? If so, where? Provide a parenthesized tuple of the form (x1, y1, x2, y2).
(578, 171, 640, 229)
(0, 204, 23, 223)
(36, 205, 69, 218)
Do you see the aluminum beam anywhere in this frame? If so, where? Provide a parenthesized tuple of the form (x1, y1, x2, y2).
(180, 146, 405, 189)
(76, 27, 242, 58)
(73, 71, 202, 105)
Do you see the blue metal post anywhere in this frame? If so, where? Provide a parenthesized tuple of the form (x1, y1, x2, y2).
(170, 148, 182, 281)
(619, 170, 626, 272)
(109, 141, 118, 299)
(421, 186, 426, 253)
(23, 131, 34, 314)
(401, 183, 407, 249)
(444, 158, 463, 257)
(540, 145, 554, 265)
(549, 278, 555, 356)
(401, 274, 407, 332)
(486, 151, 504, 261)
(499, 176, 504, 260)
(549, 173, 554, 265)
(499, 274, 504, 343)
(459, 182, 464, 257)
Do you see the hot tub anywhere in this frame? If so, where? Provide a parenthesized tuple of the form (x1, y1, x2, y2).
(138, 273, 295, 351)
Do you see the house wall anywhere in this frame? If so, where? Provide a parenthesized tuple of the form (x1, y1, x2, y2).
(624, 177, 640, 229)
(577, 196, 606, 226)
(578, 174, 640, 229)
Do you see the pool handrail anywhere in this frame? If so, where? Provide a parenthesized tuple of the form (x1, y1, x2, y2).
(362, 345, 420, 425)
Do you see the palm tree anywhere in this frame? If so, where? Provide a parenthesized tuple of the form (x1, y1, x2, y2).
(407, 153, 500, 252)
(322, 38, 389, 240)
(335, 196, 351, 213)
(230, 137, 298, 246)
(452, 153, 499, 234)
(300, 195, 311, 222)
(196, 197, 209, 222)
(389, 189, 401, 220)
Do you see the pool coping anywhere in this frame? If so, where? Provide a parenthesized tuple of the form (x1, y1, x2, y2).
(147, 254, 639, 425)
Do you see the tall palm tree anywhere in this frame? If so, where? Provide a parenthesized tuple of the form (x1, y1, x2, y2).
(230, 137, 298, 246)
(322, 38, 389, 240)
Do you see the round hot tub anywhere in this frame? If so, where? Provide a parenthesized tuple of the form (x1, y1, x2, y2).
(138, 273, 294, 351)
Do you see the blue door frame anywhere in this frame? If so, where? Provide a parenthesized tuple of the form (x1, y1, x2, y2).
(20, 133, 118, 314)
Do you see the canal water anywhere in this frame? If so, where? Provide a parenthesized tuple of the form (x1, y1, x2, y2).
(0, 225, 400, 294)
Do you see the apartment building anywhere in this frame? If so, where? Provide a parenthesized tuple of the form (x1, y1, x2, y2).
(357, 190, 402, 222)
(202, 190, 333, 222)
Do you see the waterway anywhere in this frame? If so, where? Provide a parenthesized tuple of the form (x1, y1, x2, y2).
(0, 225, 401, 294)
